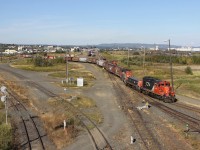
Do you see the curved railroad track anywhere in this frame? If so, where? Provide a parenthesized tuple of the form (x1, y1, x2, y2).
(134, 88, 200, 133)
(30, 82, 112, 150)
(1, 66, 112, 150)
(8, 91, 45, 150)
(173, 102, 200, 114)
(106, 72, 161, 150)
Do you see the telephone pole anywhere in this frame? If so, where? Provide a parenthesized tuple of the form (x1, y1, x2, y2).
(65, 49, 69, 84)
(165, 39, 174, 92)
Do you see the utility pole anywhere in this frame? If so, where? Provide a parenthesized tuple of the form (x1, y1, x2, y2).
(164, 39, 174, 92)
(168, 39, 174, 92)
(127, 48, 130, 67)
(142, 46, 145, 75)
(5, 99, 7, 124)
(1, 51, 2, 62)
(65, 49, 69, 84)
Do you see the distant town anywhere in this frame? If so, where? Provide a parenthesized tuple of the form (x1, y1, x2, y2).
(0, 43, 200, 55)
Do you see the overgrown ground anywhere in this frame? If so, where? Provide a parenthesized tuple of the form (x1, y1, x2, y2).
(101, 51, 200, 99)
(0, 113, 12, 150)
(41, 95, 102, 149)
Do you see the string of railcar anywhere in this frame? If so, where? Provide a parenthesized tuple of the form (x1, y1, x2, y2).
(64, 55, 176, 103)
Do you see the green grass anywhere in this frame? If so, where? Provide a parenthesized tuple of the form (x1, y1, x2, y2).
(49, 70, 95, 79)
(12, 63, 66, 72)
(0, 113, 13, 150)
(0, 101, 4, 109)
(11, 58, 84, 72)
(71, 96, 96, 108)
(84, 112, 103, 124)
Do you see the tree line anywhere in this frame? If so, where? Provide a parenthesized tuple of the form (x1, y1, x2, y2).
(122, 55, 200, 65)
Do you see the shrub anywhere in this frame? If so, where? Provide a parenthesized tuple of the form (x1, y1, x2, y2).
(34, 56, 53, 67)
(52, 57, 65, 64)
(185, 66, 193, 75)
(0, 113, 13, 150)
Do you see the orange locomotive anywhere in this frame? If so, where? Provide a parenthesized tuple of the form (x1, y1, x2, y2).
(137, 76, 176, 103)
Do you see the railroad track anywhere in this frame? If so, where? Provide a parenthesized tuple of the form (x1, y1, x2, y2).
(151, 101, 200, 132)
(1, 67, 112, 150)
(57, 99, 112, 150)
(106, 72, 161, 150)
(36, 86, 112, 150)
(8, 91, 45, 150)
(173, 102, 200, 114)
(134, 90, 200, 133)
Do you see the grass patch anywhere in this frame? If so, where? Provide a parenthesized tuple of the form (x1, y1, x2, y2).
(0, 79, 28, 103)
(41, 112, 78, 149)
(49, 70, 95, 79)
(11, 58, 32, 65)
(12, 64, 66, 72)
(0, 101, 4, 109)
(11, 58, 84, 72)
(12, 63, 83, 72)
(84, 112, 103, 124)
(0, 113, 13, 150)
(71, 96, 96, 108)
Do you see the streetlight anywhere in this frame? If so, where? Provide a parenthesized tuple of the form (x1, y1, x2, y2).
(164, 39, 174, 92)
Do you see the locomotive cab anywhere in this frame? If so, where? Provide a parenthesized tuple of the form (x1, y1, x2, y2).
(154, 81, 168, 96)
(153, 81, 175, 101)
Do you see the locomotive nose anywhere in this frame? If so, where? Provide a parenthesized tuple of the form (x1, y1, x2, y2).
(164, 87, 170, 96)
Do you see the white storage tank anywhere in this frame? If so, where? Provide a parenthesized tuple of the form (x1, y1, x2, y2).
(77, 78, 84, 87)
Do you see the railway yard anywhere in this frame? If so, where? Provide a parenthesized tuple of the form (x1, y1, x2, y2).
(0, 53, 200, 150)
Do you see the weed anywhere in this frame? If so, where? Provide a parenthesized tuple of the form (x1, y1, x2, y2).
(0, 113, 13, 150)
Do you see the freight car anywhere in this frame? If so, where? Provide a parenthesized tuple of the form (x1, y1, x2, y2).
(87, 57, 97, 64)
(96, 59, 106, 67)
(104, 61, 132, 82)
(125, 77, 139, 90)
(79, 57, 87, 62)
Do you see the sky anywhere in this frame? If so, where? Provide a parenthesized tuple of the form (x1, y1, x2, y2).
(0, 0, 199, 46)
